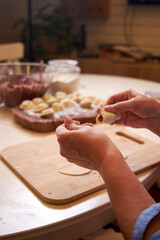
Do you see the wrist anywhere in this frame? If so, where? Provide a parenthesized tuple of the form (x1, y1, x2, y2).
(99, 146, 125, 176)
(149, 118, 160, 136)
(148, 103, 160, 136)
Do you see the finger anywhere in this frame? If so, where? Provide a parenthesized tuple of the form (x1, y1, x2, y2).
(104, 98, 137, 114)
(97, 101, 108, 114)
(56, 124, 70, 137)
(96, 90, 130, 114)
(73, 120, 80, 125)
(82, 123, 94, 127)
(107, 89, 138, 105)
(65, 116, 80, 130)
(97, 89, 139, 114)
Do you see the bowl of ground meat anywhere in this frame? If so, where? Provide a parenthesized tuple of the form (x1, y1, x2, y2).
(0, 62, 51, 107)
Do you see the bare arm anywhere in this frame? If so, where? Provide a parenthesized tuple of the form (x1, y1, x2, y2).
(99, 150, 156, 240)
(56, 117, 159, 239)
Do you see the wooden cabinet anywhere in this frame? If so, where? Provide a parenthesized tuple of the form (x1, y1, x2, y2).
(77, 58, 160, 83)
(60, 0, 109, 18)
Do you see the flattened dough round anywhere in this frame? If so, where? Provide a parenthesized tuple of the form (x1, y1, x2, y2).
(58, 163, 92, 176)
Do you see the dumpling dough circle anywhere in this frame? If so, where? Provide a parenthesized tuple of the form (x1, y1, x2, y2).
(58, 163, 92, 176)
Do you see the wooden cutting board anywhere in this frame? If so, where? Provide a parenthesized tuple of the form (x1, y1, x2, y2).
(1, 124, 160, 204)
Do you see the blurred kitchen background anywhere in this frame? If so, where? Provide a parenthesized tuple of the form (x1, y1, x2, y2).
(0, 0, 160, 82)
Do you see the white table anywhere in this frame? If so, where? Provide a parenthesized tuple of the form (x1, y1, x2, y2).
(0, 74, 160, 240)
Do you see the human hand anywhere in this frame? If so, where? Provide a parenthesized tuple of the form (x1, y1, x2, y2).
(97, 89, 160, 135)
(56, 116, 123, 172)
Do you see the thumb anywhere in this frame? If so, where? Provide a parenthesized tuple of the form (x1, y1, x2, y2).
(64, 116, 80, 130)
(104, 98, 136, 114)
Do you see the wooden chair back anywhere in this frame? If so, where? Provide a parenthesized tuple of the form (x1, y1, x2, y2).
(0, 42, 24, 62)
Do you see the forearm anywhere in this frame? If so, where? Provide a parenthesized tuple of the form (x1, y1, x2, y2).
(149, 117, 160, 137)
(99, 153, 155, 239)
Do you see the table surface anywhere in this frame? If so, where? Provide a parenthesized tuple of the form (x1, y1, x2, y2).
(0, 74, 160, 240)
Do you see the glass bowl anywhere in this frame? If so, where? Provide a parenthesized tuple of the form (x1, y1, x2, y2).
(0, 62, 51, 107)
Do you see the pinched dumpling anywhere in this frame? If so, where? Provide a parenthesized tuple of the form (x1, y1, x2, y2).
(28, 111, 41, 117)
(40, 108, 54, 117)
(87, 95, 96, 101)
(96, 108, 120, 124)
(92, 98, 102, 106)
(42, 93, 53, 102)
(55, 91, 66, 101)
(32, 97, 44, 106)
(52, 102, 63, 111)
(45, 96, 57, 105)
(71, 92, 83, 103)
(80, 98, 92, 108)
(34, 102, 49, 113)
(20, 100, 35, 110)
(61, 98, 76, 108)
(86, 96, 103, 106)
